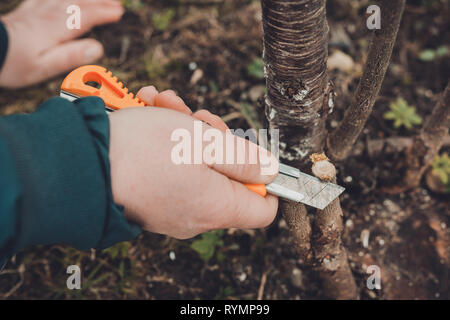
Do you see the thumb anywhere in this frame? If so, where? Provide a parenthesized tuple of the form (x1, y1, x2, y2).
(206, 130, 279, 185)
(33, 39, 104, 84)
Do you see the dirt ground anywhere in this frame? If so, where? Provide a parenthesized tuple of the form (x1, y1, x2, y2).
(0, 0, 448, 299)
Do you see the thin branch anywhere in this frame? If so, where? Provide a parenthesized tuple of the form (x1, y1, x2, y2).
(327, 0, 405, 161)
(257, 271, 268, 300)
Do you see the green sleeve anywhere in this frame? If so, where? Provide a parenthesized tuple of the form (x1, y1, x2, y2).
(0, 96, 141, 267)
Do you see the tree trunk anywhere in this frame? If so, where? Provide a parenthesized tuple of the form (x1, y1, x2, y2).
(261, 0, 329, 272)
(401, 81, 450, 190)
(261, 0, 329, 169)
(261, 0, 357, 299)
(327, 0, 405, 161)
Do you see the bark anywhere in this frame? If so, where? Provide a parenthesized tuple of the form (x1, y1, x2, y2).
(311, 156, 359, 299)
(401, 82, 450, 190)
(261, 0, 329, 284)
(261, 0, 329, 170)
(327, 0, 405, 161)
(281, 201, 312, 263)
(260, 0, 359, 299)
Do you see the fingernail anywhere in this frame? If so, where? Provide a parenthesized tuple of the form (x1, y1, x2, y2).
(259, 149, 279, 177)
(84, 44, 103, 63)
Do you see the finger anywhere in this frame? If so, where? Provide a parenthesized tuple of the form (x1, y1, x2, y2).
(221, 177, 279, 229)
(34, 39, 103, 85)
(193, 109, 229, 131)
(76, 0, 125, 34)
(154, 90, 193, 115)
(207, 131, 279, 184)
(160, 89, 177, 96)
(137, 86, 159, 106)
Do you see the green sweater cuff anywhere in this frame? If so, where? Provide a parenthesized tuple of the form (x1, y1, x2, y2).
(73, 97, 141, 249)
(0, 96, 140, 262)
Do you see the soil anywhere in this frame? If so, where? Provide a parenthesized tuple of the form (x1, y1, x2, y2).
(0, 0, 448, 300)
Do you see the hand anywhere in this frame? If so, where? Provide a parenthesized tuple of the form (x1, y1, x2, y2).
(108, 87, 279, 239)
(0, 0, 124, 88)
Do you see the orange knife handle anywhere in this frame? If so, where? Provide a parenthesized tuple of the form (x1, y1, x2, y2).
(61, 65, 146, 110)
(244, 183, 267, 197)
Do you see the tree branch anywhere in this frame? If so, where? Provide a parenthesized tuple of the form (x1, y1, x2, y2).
(281, 201, 312, 263)
(310, 154, 359, 299)
(327, 0, 405, 161)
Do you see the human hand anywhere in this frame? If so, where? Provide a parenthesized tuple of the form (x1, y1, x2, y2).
(0, 0, 124, 88)
(108, 87, 279, 239)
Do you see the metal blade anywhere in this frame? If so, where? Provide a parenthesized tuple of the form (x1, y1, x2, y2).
(60, 90, 114, 113)
(269, 163, 345, 210)
(60, 90, 79, 102)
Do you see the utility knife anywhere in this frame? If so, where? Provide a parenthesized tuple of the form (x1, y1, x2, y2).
(60, 65, 345, 210)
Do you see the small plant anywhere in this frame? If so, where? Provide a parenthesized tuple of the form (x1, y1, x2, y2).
(419, 46, 448, 62)
(383, 97, 422, 129)
(431, 153, 450, 189)
(152, 8, 176, 32)
(247, 58, 265, 80)
(121, 0, 143, 11)
(104, 241, 132, 259)
(190, 230, 224, 262)
(215, 286, 234, 299)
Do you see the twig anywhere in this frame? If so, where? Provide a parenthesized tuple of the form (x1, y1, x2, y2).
(2, 264, 25, 299)
(257, 271, 268, 300)
(221, 111, 242, 124)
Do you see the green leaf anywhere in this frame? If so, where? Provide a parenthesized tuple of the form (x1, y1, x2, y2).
(190, 230, 224, 262)
(215, 286, 234, 299)
(121, 0, 143, 11)
(209, 81, 219, 93)
(152, 8, 176, 31)
(104, 242, 131, 259)
(383, 97, 422, 130)
(410, 113, 423, 125)
(432, 153, 450, 187)
(419, 49, 436, 61)
(435, 46, 449, 58)
(419, 46, 448, 62)
(383, 111, 396, 120)
(247, 58, 265, 80)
